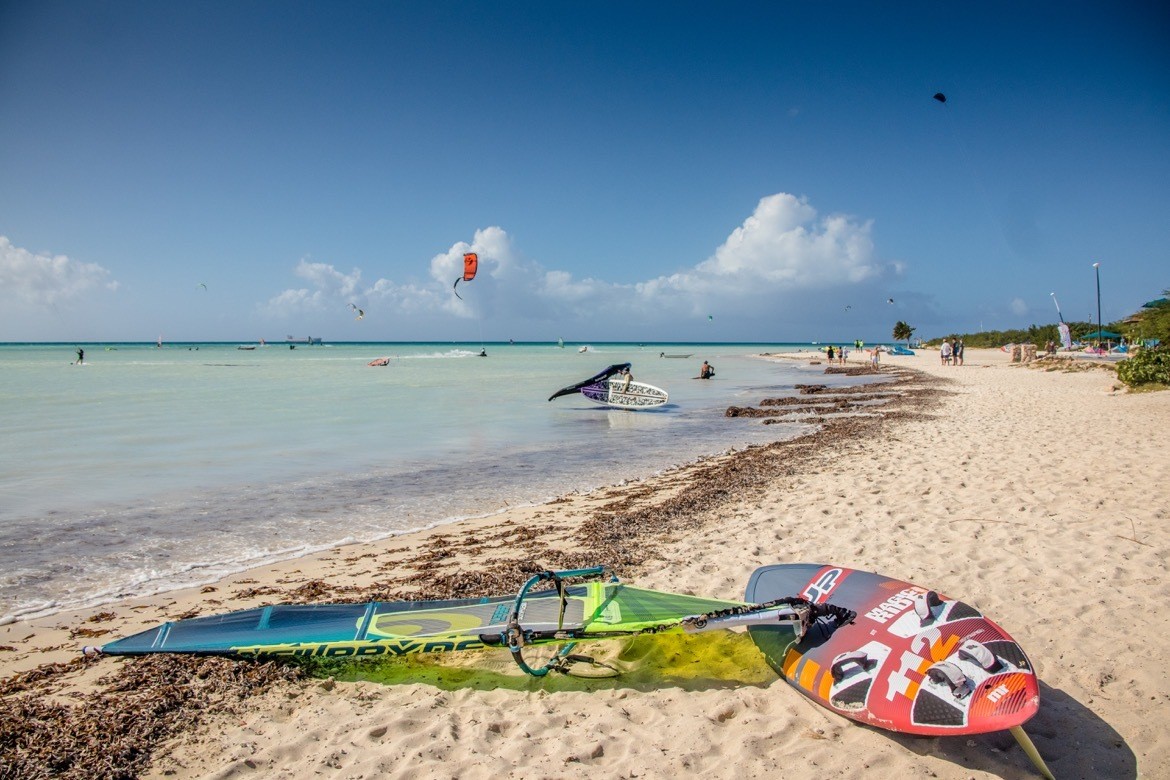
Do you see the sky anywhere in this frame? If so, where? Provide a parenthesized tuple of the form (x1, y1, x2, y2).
(1, 1, 1167, 343)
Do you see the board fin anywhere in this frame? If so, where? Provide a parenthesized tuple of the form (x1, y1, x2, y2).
(1010, 726, 1057, 780)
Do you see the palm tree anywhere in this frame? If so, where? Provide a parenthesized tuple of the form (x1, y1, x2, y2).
(893, 321, 915, 346)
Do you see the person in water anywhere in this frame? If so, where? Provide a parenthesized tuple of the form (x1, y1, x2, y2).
(76, 347, 84, 364)
(478, 348, 487, 357)
(620, 366, 633, 391)
(698, 360, 714, 379)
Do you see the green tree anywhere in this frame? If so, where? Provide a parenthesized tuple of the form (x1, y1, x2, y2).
(892, 321, 915, 346)
(1125, 289, 1170, 345)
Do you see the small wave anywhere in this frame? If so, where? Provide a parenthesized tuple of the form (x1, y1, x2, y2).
(401, 350, 479, 359)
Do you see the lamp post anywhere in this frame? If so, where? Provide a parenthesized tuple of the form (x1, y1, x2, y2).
(1092, 262, 1102, 348)
(1050, 292, 1063, 323)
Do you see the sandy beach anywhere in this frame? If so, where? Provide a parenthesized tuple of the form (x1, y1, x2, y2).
(3, 348, 1168, 780)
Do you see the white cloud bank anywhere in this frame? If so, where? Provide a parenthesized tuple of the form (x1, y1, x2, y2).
(261, 192, 897, 337)
(0, 236, 118, 305)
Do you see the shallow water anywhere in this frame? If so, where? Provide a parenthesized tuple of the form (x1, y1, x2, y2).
(0, 341, 857, 620)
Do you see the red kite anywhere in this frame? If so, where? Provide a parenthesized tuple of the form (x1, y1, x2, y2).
(453, 252, 478, 300)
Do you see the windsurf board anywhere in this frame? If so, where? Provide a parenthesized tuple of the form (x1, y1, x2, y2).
(580, 378, 668, 409)
(745, 563, 1039, 736)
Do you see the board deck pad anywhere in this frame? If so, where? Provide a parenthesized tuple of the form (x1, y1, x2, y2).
(746, 563, 1039, 735)
(580, 378, 668, 408)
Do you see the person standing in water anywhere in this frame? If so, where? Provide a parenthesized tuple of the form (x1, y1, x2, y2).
(76, 347, 84, 365)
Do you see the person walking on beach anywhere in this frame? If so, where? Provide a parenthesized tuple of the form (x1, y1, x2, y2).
(941, 340, 952, 366)
(826, 345, 835, 362)
(870, 346, 881, 369)
(955, 339, 965, 366)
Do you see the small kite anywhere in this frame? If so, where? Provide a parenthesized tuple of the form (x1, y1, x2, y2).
(844, 305, 852, 312)
(198, 283, 207, 291)
(933, 92, 947, 104)
(887, 298, 895, 304)
(453, 252, 478, 300)
(348, 303, 365, 320)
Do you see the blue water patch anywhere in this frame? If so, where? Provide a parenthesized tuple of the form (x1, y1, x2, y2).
(0, 342, 837, 620)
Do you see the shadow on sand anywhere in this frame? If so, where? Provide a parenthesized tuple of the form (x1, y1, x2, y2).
(884, 681, 1134, 779)
(321, 643, 1135, 779)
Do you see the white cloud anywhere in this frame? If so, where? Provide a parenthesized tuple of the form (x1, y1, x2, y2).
(260, 258, 362, 317)
(694, 194, 879, 287)
(621, 193, 884, 320)
(295, 260, 361, 298)
(259, 192, 894, 336)
(0, 236, 117, 305)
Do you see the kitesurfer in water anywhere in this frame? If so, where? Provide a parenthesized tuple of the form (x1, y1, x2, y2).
(76, 347, 84, 365)
(479, 348, 487, 357)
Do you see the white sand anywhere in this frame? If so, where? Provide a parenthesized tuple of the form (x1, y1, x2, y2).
(4, 348, 1167, 779)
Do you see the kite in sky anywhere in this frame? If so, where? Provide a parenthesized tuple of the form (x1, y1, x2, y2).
(887, 298, 895, 304)
(933, 92, 947, 103)
(198, 283, 207, 291)
(348, 303, 364, 320)
(453, 253, 478, 300)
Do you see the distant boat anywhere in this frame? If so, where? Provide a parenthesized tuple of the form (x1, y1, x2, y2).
(156, 334, 163, 348)
(237, 345, 256, 351)
(557, 337, 564, 349)
(659, 352, 693, 359)
(285, 336, 322, 345)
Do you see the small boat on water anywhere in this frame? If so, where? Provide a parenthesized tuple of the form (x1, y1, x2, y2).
(659, 352, 693, 359)
(237, 345, 256, 351)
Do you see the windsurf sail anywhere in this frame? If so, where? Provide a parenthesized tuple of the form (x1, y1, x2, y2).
(95, 567, 842, 677)
(548, 363, 631, 402)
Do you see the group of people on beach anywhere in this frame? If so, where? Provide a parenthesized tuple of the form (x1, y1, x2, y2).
(824, 345, 849, 366)
(941, 338, 964, 366)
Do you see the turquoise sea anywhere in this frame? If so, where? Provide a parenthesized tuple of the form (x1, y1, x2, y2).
(0, 341, 858, 622)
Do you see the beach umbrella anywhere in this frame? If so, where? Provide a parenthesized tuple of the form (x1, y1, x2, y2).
(1081, 329, 1120, 340)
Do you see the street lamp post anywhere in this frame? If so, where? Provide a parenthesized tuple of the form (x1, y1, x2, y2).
(1092, 262, 1102, 348)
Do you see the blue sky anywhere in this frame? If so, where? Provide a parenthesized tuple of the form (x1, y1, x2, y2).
(1, 1, 1167, 343)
